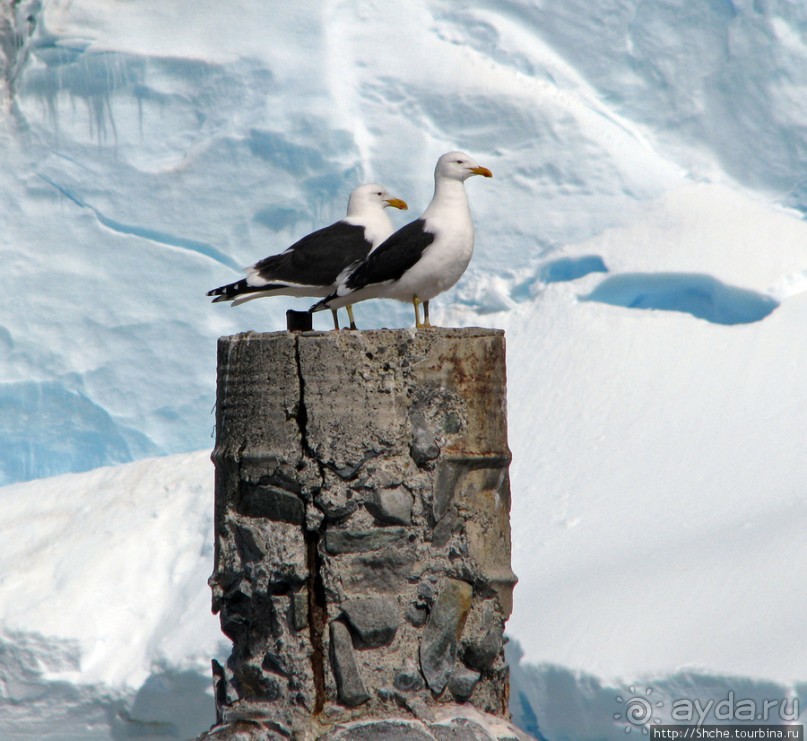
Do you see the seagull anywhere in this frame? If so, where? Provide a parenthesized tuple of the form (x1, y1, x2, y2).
(207, 184, 408, 329)
(310, 152, 492, 328)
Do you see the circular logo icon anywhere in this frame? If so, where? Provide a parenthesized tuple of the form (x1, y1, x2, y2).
(614, 685, 663, 734)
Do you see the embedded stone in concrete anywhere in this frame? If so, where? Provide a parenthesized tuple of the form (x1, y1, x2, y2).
(410, 418, 441, 467)
(393, 661, 426, 693)
(315, 485, 359, 522)
(323, 527, 408, 554)
(417, 581, 436, 606)
(230, 517, 308, 583)
(261, 651, 290, 679)
(330, 620, 370, 707)
(432, 509, 461, 548)
(366, 486, 414, 525)
(342, 596, 400, 649)
(448, 666, 482, 702)
(237, 483, 304, 524)
(289, 588, 308, 632)
(461, 601, 504, 673)
(406, 603, 429, 627)
(338, 548, 419, 593)
(419, 579, 473, 694)
(216, 585, 252, 643)
(233, 661, 283, 702)
(433, 460, 464, 521)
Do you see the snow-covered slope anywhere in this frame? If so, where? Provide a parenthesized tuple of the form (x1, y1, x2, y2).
(2, 1, 807, 739)
(0, 451, 225, 739)
(482, 181, 807, 682)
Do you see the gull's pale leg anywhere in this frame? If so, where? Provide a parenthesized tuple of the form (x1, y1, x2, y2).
(346, 304, 358, 331)
(413, 296, 424, 329)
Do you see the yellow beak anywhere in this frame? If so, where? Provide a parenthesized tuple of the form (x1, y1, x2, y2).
(385, 197, 409, 210)
(470, 165, 493, 178)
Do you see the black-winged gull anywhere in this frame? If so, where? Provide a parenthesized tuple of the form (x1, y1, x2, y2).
(207, 184, 407, 329)
(310, 152, 491, 328)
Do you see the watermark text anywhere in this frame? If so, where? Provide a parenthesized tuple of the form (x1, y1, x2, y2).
(651, 725, 803, 740)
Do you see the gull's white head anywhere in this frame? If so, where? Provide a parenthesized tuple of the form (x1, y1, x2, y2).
(435, 151, 493, 182)
(347, 183, 408, 216)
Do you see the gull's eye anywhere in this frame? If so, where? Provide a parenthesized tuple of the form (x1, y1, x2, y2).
(455, 159, 464, 164)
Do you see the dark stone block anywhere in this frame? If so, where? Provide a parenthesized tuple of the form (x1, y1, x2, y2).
(218, 588, 252, 642)
(462, 627, 503, 673)
(289, 588, 308, 631)
(262, 651, 290, 678)
(365, 487, 413, 525)
(314, 487, 359, 522)
(432, 509, 460, 548)
(342, 596, 400, 648)
(238, 483, 305, 524)
(323, 528, 407, 554)
(410, 424, 441, 467)
(419, 579, 473, 694)
(433, 461, 464, 520)
(393, 662, 426, 692)
(211, 659, 226, 724)
(417, 581, 435, 605)
(329, 620, 370, 707)
(441, 411, 462, 435)
(447, 666, 481, 701)
(406, 603, 429, 627)
(232, 524, 265, 563)
(234, 662, 282, 702)
(340, 549, 419, 593)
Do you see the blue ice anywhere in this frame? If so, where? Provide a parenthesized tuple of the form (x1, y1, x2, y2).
(539, 255, 609, 283)
(581, 273, 779, 325)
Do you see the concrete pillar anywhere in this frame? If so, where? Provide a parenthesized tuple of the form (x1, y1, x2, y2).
(202, 328, 527, 740)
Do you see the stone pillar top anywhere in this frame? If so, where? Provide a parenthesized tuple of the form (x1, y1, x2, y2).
(203, 328, 528, 740)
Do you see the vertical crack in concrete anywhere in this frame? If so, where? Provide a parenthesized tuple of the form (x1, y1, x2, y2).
(294, 335, 327, 714)
(304, 527, 327, 714)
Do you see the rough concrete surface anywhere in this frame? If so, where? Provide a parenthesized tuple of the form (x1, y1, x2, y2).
(201, 328, 526, 740)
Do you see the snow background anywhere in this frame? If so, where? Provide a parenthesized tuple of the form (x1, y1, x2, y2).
(1, 1, 805, 738)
